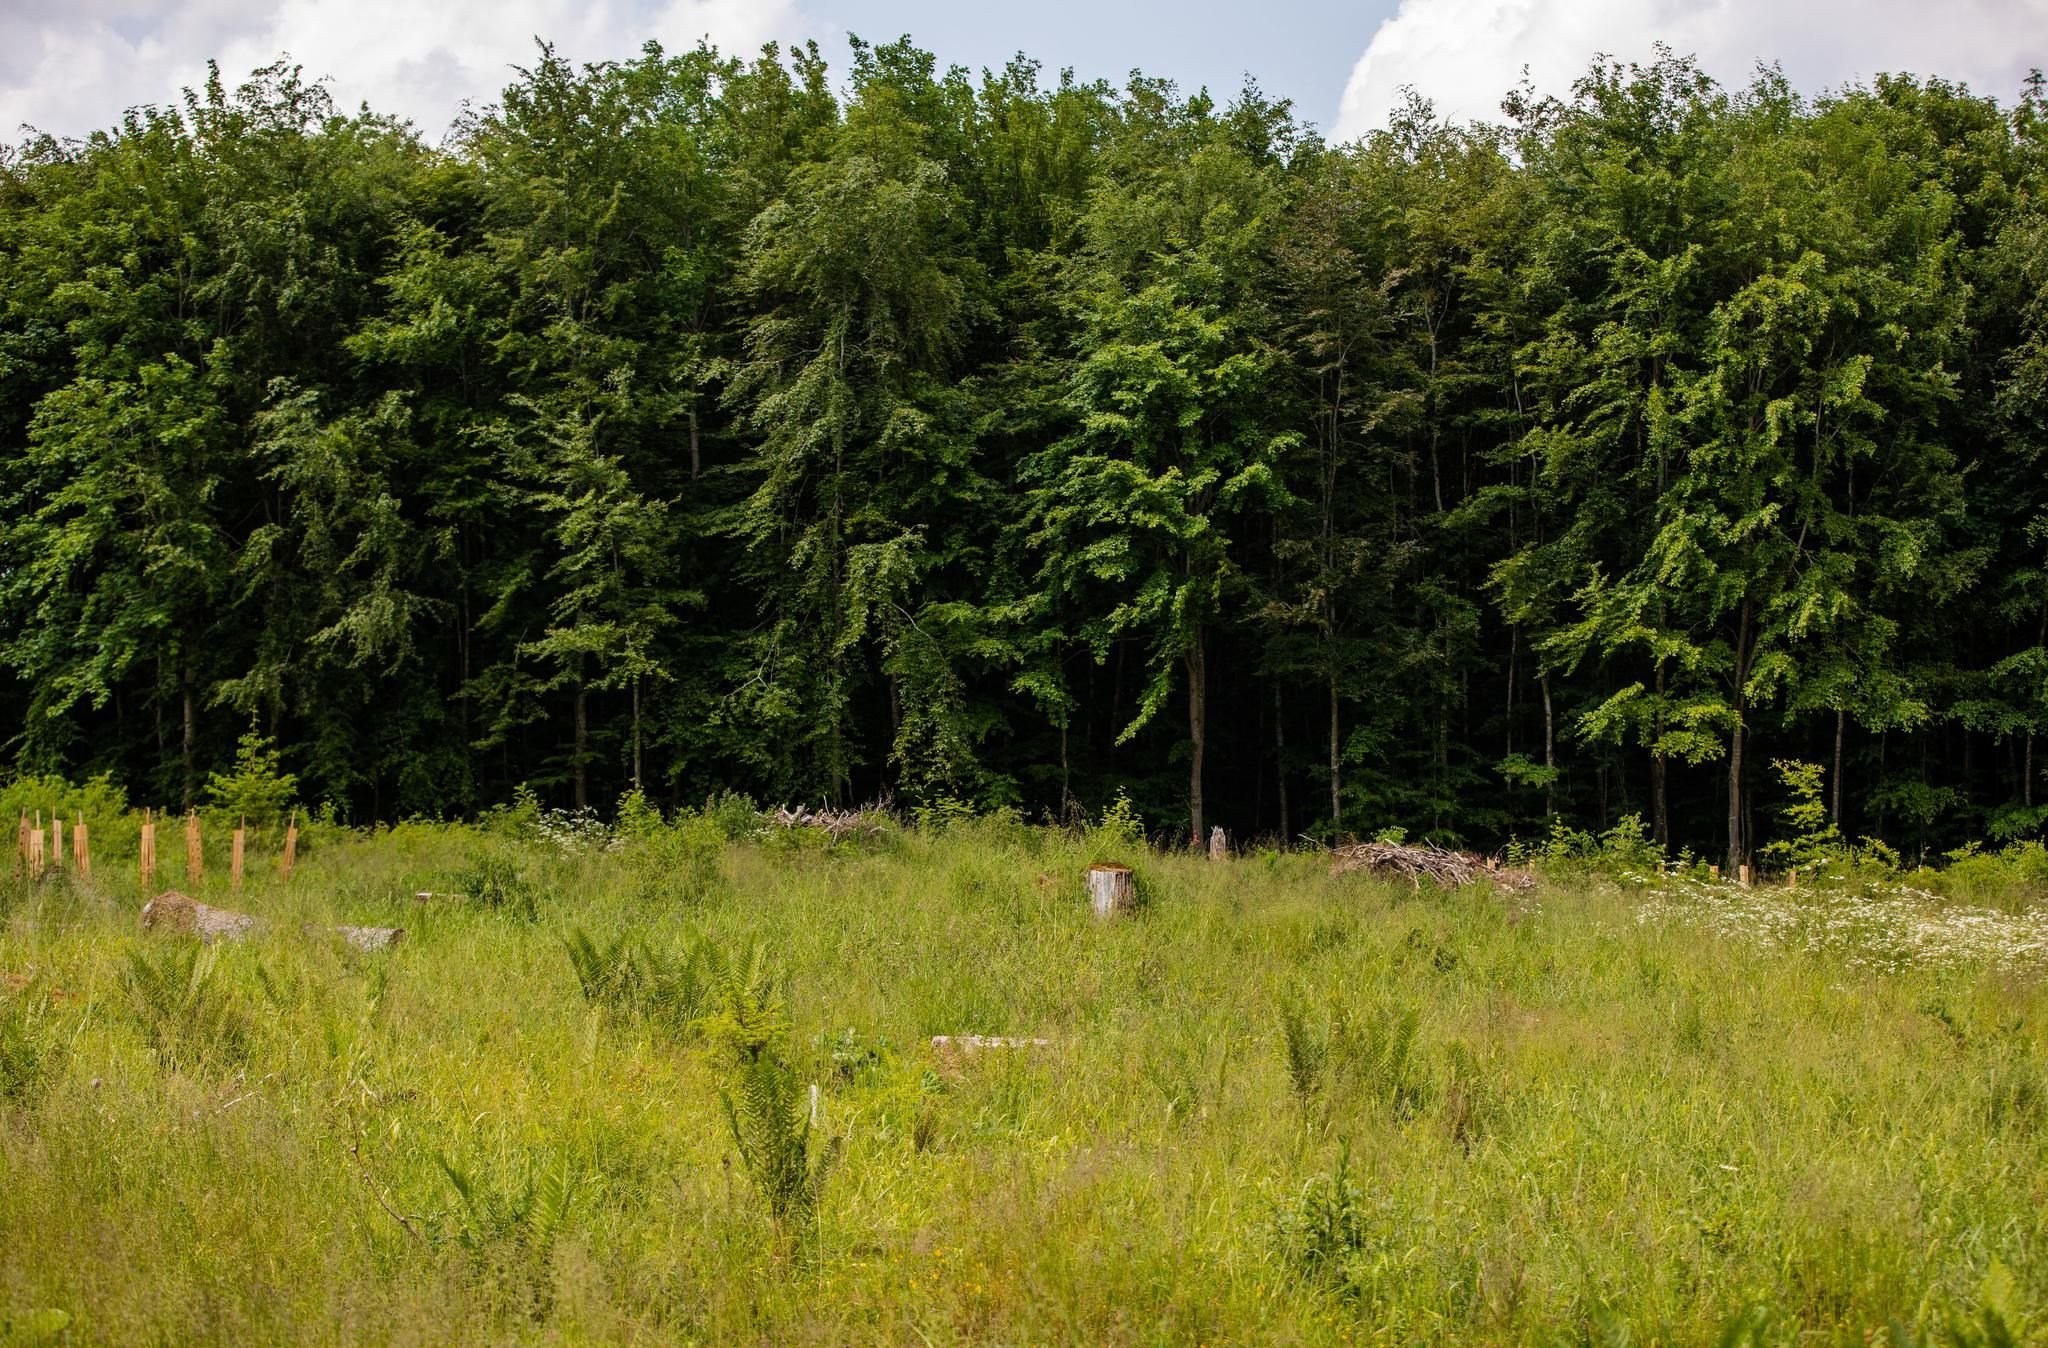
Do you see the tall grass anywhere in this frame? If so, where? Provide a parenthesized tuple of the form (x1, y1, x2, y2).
(0, 811, 2043, 1343)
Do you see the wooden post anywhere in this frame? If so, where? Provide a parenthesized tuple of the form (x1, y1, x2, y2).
(1085, 863, 1135, 920)
(231, 819, 246, 892)
(185, 810, 202, 884)
(140, 809, 156, 896)
(27, 813, 45, 881)
(73, 815, 90, 879)
(1788, 868, 1798, 889)
(49, 815, 62, 874)
(1708, 864, 1720, 881)
(280, 810, 298, 882)
(1207, 826, 1227, 862)
(1738, 863, 1752, 888)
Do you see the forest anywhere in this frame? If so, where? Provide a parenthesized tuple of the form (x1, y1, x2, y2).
(3, 38, 2046, 868)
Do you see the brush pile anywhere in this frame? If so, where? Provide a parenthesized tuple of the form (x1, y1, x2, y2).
(1330, 841, 1524, 890)
(765, 804, 889, 840)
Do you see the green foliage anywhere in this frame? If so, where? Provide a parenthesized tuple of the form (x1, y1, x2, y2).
(1272, 1144, 1374, 1292)
(459, 845, 538, 917)
(1761, 759, 1846, 871)
(203, 725, 299, 827)
(719, 1054, 843, 1252)
(0, 34, 2044, 867)
(0, 982, 63, 1108)
(121, 943, 247, 1072)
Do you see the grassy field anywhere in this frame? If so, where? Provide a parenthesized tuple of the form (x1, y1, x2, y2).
(2, 806, 2045, 1345)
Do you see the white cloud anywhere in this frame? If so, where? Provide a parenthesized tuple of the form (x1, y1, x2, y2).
(2, 0, 806, 144)
(1333, 0, 2048, 140)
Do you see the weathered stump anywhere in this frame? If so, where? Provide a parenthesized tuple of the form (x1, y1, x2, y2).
(1085, 863, 1135, 919)
(332, 924, 405, 953)
(141, 890, 260, 944)
(930, 1034, 1051, 1077)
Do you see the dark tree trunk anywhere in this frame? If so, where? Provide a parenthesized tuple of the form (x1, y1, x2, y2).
(1186, 629, 1207, 849)
(1274, 681, 1290, 843)
(1833, 709, 1847, 825)
(1727, 599, 1752, 873)
(573, 685, 589, 811)
(631, 677, 643, 794)
(181, 666, 196, 812)
(1328, 665, 1342, 834)
(1652, 662, 1669, 848)
(688, 405, 701, 481)
(1540, 674, 1556, 820)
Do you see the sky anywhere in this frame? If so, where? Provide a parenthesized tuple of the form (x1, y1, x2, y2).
(2, 0, 2044, 147)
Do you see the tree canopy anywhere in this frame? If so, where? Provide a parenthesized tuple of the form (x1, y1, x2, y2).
(3, 42, 2045, 863)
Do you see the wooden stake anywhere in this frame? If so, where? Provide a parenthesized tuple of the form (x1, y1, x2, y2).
(28, 813, 45, 882)
(140, 809, 156, 896)
(1738, 863, 1752, 888)
(1708, 864, 1720, 881)
(1207, 826, 1227, 862)
(1788, 867, 1798, 889)
(50, 815, 62, 873)
(280, 810, 298, 882)
(231, 819, 246, 892)
(73, 814, 90, 879)
(185, 810, 202, 884)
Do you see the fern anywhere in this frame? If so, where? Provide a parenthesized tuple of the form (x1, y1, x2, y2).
(1277, 995, 1329, 1132)
(1333, 997, 1428, 1116)
(123, 943, 247, 1071)
(0, 982, 62, 1107)
(562, 926, 640, 1006)
(698, 938, 790, 1064)
(720, 1054, 841, 1252)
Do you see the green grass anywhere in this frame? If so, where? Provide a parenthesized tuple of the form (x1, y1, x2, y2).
(1, 813, 2044, 1344)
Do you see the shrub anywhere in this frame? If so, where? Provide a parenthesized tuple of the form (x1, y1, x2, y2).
(1272, 1145, 1375, 1291)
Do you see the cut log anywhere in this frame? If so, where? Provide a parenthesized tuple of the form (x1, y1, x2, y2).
(1208, 826, 1227, 861)
(332, 925, 405, 953)
(930, 1034, 1051, 1076)
(1084, 863, 1135, 919)
(141, 891, 260, 943)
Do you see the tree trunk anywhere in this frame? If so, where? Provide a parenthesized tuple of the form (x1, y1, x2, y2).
(1186, 629, 1207, 849)
(1833, 709, 1846, 824)
(631, 677, 643, 794)
(2026, 730, 2035, 812)
(1328, 665, 1342, 834)
(573, 685, 589, 811)
(1274, 681, 1290, 843)
(1649, 660, 1668, 847)
(181, 674, 196, 812)
(1727, 600, 1752, 873)
(688, 404, 701, 481)
(1540, 674, 1556, 820)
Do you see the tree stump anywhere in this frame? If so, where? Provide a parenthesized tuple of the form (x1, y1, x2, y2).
(1085, 863, 1135, 919)
(140, 891, 260, 944)
(929, 1034, 1051, 1078)
(1207, 826, 1227, 861)
(331, 925, 405, 953)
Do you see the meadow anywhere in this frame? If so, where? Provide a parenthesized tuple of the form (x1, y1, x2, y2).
(2, 802, 2045, 1345)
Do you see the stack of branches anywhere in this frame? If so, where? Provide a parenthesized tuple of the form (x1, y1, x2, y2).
(765, 805, 888, 841)
(1331, 841, 1532, 892)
